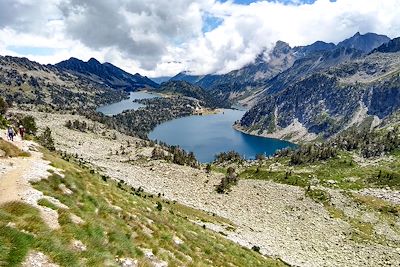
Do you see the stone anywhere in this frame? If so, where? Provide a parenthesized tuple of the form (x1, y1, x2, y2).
(58, 183, 73, 195)
(72, 240, 87, 252)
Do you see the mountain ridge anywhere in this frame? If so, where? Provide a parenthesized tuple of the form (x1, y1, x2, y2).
(237, 42, 400, 142)
(55, 57, 159, 91)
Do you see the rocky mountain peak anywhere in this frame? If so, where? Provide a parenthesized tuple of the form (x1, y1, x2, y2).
(337, 32, 390, 53)
(272, 41, 292, 55)
(88, 58, 101, 65)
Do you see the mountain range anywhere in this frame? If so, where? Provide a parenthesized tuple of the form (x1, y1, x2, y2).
(55, 57, 159, 91)
(237, 34, 400, 141)
(0, 32, 399, 142)
(162, 32, 399, 142)
(0, 56, 127, 110)
(167, 32, 392, 105)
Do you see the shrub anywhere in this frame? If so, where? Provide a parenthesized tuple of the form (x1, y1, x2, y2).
(214, 150, 243, 163)
(305, 188, 331, 204)
(216, 167, 239, 194)
(38, 127, 55, 151)
(256, 153, 266, 161)
(205, 164, 212, 173)
(20, 116, 38, 135)
(0, 97, 7, 115)
(252, 246, 261, 253)
(156, 201, 163, 211)
(0, 115, 8, 129)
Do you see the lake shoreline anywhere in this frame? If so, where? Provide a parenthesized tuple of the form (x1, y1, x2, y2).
(232, 123, 300, 145)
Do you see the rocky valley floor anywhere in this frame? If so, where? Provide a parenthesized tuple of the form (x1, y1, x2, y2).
(11, 110, 399, 267)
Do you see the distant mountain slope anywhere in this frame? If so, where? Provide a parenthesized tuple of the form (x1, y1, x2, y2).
(293, 41, 336, 56)
(154, 80, 230, 108)
(0, 56, 126, 109)
(237, 50, 400, 142)
(150, 76, 172, 84)
(169, 33, 389, 106)
(372, 37, 400, 53)
(170, 71, 206, 84)
(263, 46, 364, 95)
(55, 58, 159, 91)
(337, 32, 390, 53)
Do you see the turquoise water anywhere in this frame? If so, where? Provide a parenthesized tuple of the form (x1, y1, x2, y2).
(149, 109, 296, 162)
(96, 91, 158, 116)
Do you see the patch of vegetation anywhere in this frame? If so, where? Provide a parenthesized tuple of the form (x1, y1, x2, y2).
(0, 149, 286, 266)
(20, 116, 37, 135)
(240, 167, 309, 188)
(215, 150, 244, 164)
(0, 115, 8, 129)
(216, 167, 239, 194)
(351, 194, 400, 217)
(0, 139, 30, 157)
(37, 127, 55, 151)
(151, 144, 199, 168)
(276, 127, 400, 165)
(155, 80, 231, 109)
(37, 199, 59, 211)
(305, 188, 331, 204)
(242, 150, 400, 191)
(368, 169, 400, 188)
(0, 96, 8, 115)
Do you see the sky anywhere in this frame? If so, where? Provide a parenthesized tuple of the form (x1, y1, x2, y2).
(0, 0, 399, 77)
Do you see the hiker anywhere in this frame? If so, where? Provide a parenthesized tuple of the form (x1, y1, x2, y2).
(19, 125, 25, 139)
(7, 126, 15, 141)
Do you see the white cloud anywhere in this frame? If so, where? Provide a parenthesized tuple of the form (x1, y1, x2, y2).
(0, 0, 400, 77)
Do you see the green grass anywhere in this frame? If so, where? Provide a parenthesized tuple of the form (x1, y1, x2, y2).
(305, 188, 331, 204)
(37, 198, 59, 210)
(0, 149, 287, 267)
(240, 167, 309, 188)
(240, 151, 400, 190)
(0, 139, 30, 157)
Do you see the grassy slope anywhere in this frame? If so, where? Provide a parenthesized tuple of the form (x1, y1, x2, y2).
(0, 149, 286, 267)
(0, 139, 30, 157)
(240, 150, 400, 190)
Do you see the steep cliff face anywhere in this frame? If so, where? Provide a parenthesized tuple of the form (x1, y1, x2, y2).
(238, 51, 400, 142)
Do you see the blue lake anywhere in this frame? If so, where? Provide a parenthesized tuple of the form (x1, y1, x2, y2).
(98, 94, 296, 163)
(149, 109, 296, 162)
(96, 91, 158, 116)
